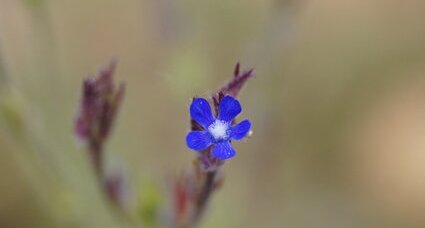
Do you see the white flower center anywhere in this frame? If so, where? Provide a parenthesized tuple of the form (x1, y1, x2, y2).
(208, 120, 229, 140)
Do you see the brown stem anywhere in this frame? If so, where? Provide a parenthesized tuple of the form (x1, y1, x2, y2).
(192, 171, 217, 225)
(89, 138, 103, 178)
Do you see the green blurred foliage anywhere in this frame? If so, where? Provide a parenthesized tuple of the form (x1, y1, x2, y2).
(137, 181, 163, 228)
(1, 0, 425, 227)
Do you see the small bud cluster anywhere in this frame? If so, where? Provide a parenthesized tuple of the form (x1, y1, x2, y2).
(74, 60, 126, 208)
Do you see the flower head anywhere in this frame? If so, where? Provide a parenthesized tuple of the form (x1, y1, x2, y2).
(186, 96, 251, 160)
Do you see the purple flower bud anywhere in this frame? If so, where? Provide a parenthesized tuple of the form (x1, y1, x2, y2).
(74, 60, 125, 174)
(75, 60, 124, 143)
(216, 62, 254, 98)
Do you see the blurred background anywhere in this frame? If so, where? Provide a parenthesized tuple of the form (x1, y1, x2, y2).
(1, 0, 425, 227)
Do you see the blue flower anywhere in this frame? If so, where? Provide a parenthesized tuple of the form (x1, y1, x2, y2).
(186, 96, 251, 160)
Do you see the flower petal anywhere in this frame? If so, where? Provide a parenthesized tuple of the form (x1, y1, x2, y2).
(230, 120, 251, 140)
(211, 141, 236, 160)
(190, 98, 215, 128)
(186, 131, 212, 151)
(218, 96, 241, 122)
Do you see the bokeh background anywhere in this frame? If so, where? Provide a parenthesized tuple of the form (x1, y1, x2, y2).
(1, 0, 425, 227)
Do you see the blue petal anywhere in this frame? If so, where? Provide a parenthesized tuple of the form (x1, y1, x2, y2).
(211, 141, 236, 160)
(230, 120, 251, 140)
(218, 96, 241, 122)
(186, 131, 212, 151)
(190, 98, 215, 128)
